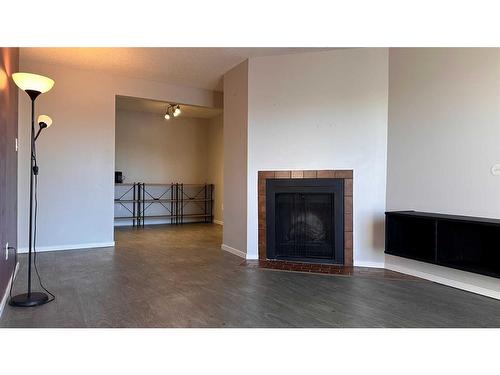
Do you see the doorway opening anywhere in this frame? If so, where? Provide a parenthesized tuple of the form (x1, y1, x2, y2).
(113, 95, 223, 236)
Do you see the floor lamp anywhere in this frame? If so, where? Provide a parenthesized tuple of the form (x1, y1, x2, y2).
(9, 72, 55, 307)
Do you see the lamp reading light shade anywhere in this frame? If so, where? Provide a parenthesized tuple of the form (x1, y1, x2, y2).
(12, 72, 55, 94)
(38, 115, 53, 128)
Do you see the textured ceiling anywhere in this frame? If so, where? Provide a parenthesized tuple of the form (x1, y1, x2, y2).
(116, 95, 222, 119)
(20, 47, 332, 92)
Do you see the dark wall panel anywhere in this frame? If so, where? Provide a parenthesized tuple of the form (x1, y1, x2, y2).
(0, 47, 19, 300)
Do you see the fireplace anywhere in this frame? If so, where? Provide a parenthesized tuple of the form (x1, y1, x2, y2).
(258, 170, 353, 266)
(266, 178, 344, 264)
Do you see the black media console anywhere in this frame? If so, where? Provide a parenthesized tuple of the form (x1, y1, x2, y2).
(385, 211, 500, 279)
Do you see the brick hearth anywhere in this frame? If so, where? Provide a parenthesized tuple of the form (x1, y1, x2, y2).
(258, 170, 353, 266)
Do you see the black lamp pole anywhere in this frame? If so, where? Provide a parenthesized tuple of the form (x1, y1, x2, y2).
(9, 89, 50, 307)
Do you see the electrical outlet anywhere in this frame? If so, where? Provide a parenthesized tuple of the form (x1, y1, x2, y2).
(5, 242, 8, 261)
(491, 164, 500, 176)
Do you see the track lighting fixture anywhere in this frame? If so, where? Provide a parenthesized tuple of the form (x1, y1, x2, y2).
(164, 104, 181, 120)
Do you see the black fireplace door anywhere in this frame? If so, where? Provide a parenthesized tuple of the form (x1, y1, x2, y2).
(266, 178, 344, 264)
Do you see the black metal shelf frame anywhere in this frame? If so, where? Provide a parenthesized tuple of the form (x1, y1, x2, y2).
(114, 182, 214, 227)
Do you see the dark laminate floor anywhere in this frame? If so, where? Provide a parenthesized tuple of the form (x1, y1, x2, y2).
(1, 223, 500, 328)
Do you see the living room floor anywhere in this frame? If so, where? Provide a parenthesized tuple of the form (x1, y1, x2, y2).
(2, 224, 500, 328)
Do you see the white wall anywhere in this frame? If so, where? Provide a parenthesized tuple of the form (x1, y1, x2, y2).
(116, 110, 211, 183)
(386, 48, 500, 298)
(207, 114, 224, 223)
(222, 61, 248, 256)
(18, 59, 220, 251)
(247, 48, 389, 264)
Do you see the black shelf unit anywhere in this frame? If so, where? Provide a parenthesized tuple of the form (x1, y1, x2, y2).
(385, 211, 500, 279)
(114, 182, 214, 227)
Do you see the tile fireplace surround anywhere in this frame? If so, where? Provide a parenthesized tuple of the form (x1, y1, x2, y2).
(258, 170, 353, 266)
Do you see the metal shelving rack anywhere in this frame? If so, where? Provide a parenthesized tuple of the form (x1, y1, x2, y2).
(114, 182, 214, 227)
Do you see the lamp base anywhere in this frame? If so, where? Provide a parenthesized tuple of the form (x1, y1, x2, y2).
(9, 292, 49, 307)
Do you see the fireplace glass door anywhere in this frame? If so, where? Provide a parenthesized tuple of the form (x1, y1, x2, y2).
(275, 193, 334, 259)
(266, 178, 344, 264)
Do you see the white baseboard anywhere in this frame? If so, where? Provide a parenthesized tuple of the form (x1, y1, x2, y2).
(213, 220, 224, 226)
(18, 241, 115, 254)
(221, 244, 246, 259)
(245, 253, 258, 260)
(354, 261, 385, 269)
(0, 262, 19, 319)
(385, 262, 500, 300)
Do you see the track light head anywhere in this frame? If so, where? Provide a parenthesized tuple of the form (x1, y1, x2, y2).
(173, 105, 181, 117)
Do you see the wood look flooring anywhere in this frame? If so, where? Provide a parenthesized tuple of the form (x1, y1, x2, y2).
(1, 224, 500, 328)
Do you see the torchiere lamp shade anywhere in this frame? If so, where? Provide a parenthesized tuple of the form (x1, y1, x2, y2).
(12, 72, 54, 93)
